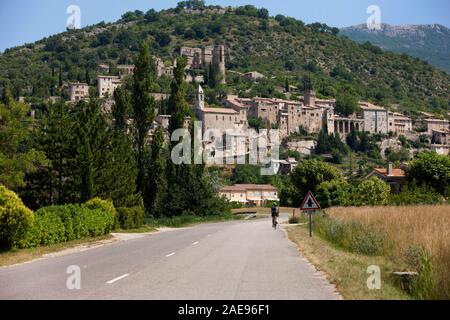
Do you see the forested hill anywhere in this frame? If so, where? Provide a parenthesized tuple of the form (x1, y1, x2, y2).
(0, 2, 449, 114)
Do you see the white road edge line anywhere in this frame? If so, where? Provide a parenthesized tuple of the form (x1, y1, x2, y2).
(166, 252, 176, 257)
(106, 274, 129, 284)
(192, 241, 199, 245)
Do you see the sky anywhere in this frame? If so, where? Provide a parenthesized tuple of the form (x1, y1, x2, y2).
(0, 0, 449, 52)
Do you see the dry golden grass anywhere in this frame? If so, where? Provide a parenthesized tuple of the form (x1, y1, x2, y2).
(325, 205, 450, 298)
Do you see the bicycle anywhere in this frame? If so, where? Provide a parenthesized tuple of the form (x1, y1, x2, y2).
(272, 215, 278, 230)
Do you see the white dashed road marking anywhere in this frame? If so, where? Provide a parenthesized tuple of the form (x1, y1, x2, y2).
(166, 252, 176, 257)
(106, 274, 129, 284)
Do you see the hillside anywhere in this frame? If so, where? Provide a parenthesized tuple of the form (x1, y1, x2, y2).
(0, 3, 449, 114)
(341, 23, 450, 74)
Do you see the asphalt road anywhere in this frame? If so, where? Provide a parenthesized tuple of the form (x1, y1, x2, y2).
(0, 216, 339, 300)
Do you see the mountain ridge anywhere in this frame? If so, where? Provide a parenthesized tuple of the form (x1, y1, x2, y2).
(341, 23, 450, 74)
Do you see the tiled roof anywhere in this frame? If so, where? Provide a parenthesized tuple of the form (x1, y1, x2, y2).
(202, 107, 238, 114)
(235, 184, 278, 191)
(359, 103, 386, 111)
(374, 168, 406, 177)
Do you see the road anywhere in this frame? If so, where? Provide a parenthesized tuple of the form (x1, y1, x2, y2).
(0, 216, 339, 300)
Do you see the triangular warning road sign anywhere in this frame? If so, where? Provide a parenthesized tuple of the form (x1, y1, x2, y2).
(300, 191, 321, 211)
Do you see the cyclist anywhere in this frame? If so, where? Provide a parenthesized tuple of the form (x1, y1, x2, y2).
(271, 202, 279, 229)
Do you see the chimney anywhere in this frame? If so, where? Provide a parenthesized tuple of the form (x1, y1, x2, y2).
(388, 162, 393, 176)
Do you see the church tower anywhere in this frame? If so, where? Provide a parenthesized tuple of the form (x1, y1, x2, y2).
(304, 90, 316, 107)
(195, 85, 205, 111)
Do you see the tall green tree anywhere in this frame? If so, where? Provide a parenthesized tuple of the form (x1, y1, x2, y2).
(112, 87, 130, 132)
(289, 159, 342, 206)
(168, 56, 190, 133)
(144, 127, 167, 216)
(33, 100, 77, 205)
(408, 152, 450, 196)
(132, 43, 157, 193)
(0, 88, 47, 190)
(335, 91, 359, 116)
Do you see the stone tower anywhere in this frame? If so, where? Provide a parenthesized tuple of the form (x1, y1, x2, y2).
(304, 90, 316, 107)
(195, 84, 205, 111)
(212, 45, 226, 84)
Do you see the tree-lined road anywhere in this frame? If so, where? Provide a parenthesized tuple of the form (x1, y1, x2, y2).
(0, 217, 339, 300)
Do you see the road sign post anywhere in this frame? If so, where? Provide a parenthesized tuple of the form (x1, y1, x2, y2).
(308, 211, 312, 238)
(300, 191, 321, 238)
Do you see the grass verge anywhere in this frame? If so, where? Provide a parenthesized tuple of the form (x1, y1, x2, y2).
(287, 224, 411, 300)
(0, 235, 113, 267)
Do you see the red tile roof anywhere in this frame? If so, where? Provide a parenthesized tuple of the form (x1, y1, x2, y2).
(374, 168, 406, 177)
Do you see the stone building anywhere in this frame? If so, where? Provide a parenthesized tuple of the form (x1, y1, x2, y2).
(195, 85, 246, 132)
(424, 118, 449, 135)
(359, 103, 389, 134)
(244, 71, 266, 81)
(68, 82, 89, 102)
(117, 64, 135, 77)
(431, 129, 450, 155)
(388, 112, 413, 134)
(333, 115, 364, 137)
(97, 75, 122, 98)
(155, 58, 174, 78)
(180, 45, 226, 84)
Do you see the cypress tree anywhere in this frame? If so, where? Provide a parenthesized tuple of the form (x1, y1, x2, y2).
(168, 56, 190, 134)
(132, 43, 157, 194)
(112, 87, 130, 132)
(85, 69, 91, 85)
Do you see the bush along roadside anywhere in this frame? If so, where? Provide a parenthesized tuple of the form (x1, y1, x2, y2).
(19, 200, 116, 248)
(0, 185, 34, 249)
(0, 185, 119, 249)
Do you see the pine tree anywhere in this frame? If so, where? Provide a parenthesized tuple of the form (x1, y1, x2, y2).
(35, 99, 77, 204)
(132, 43, 157, 193)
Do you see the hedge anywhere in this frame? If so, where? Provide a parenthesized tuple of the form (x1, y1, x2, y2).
(0, 185, 34, 248)
(117, 206, 144, 230)
(19, 200, 116, 248)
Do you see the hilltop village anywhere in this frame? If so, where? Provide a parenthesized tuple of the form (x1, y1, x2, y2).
(64, 44, 450, 160)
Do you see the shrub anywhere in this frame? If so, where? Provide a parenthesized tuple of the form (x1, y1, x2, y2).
(0, 185, 34, 248)
(316, 178, 351, 208)
(389, 185, 445, 206)
(117, 207, 144, 230)
(353, 177, 390, 206)
(20, 201, 116, 248)
(288, 216, 299, 224)
(83, 198, 117, 232)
